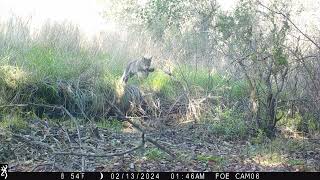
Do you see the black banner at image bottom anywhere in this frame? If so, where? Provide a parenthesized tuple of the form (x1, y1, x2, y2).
(1, 172, 319, 180)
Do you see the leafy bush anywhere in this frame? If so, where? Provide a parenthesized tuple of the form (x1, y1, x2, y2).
(206, 108, 249, 140)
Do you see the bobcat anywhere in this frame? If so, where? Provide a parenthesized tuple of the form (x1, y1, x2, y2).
(121, 56, 154, 83)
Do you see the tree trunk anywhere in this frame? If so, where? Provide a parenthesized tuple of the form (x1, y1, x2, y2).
(266, 93, 277, 138)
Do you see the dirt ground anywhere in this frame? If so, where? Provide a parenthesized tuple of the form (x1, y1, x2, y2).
(2, 118, 319, 172)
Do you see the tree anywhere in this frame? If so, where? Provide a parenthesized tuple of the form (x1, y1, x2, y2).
(216, 0, 291, 137)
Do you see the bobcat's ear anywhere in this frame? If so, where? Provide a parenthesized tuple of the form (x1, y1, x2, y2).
(143, 55, 152, 60)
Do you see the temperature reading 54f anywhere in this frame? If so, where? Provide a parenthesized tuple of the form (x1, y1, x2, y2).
(71, 173, 85, 180)
(61, 172, 85, 180)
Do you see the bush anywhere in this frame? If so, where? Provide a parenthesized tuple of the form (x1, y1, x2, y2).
(206, 108, 249, 140)
(251, 129, 268, 144)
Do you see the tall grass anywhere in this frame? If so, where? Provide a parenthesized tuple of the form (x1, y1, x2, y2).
(0, 16, 120, 118)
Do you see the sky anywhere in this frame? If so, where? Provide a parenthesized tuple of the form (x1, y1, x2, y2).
(0, 0, 106, 37)
(0, 0, 318, 38)
(0, 0, 236, 36)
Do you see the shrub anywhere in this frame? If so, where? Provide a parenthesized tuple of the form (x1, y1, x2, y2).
(206, 108, 249, 140)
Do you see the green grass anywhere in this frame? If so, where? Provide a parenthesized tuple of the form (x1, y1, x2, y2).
(287, 159, 305, 166)
(248, 136, 310, 155)
(96, 119, 124, 132)
(196, 154, 225, 170)
(175, 66, 227, 91)
(0, 114, 28, 130)
(160, 65, 250, 101)
(141, 70, 178, 99)
(23, 45, 106, 81)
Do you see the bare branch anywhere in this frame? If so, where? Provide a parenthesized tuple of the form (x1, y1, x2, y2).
(257, 1, 320, 50)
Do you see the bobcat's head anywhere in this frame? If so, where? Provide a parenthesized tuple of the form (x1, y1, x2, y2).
(142, 56, 152, 69)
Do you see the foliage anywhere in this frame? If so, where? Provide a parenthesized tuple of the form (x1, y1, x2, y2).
(206, 108, 249, 140)
(142, 70, 176, 97)
(278, 112, 302, 131)
(0, 114, 28, 130)
(140, 0, 186, 40)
